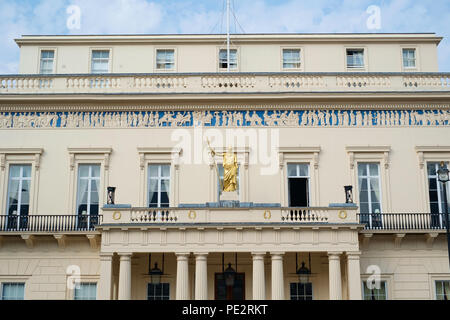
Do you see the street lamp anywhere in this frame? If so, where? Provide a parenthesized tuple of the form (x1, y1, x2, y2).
(296, 262, 311, 284)
(437, 162, 450, 269)
(224, 263, 236, 287)
(149, 262, 163, 285)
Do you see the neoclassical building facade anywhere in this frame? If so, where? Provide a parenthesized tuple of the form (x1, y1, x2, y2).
(0, 33, 449, 300)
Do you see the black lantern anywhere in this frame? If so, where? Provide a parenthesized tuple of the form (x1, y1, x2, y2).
(107, 187, 116, 205)
(344, 185, 353, 204)
(224, 263, 236, 287)
(296, 262, 311, 284)
(148, 254, 164, 285)
(149, 262, 163, 285)
(437, 162, 450, 183)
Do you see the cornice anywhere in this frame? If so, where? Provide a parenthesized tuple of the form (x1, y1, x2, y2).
(0, 102, 449, 112)
(415, 146, 450, 153)
(0, 148, 43, 154)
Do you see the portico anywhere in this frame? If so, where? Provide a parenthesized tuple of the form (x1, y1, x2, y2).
(96, 205, 363, 300)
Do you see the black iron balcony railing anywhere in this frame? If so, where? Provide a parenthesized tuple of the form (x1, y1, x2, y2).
(0, 214, 102, 232)
(358, 213, 448, 230)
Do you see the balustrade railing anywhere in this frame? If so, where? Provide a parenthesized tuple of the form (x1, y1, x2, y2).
(281, 208, 329, 223)
(358, 213, 448, 230)
(0, 215, 102, 232)
(1, 73, 450, 94)
(130, 208, 178, 223)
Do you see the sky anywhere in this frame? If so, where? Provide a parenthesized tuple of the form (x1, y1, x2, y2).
(0, 0, 450, 73)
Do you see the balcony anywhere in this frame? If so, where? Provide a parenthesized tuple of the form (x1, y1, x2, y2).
(0, 72, 449, 96)
(358, 213, 448, 231)
(99, 205, 359, 226)
(0, 214, 102, 232)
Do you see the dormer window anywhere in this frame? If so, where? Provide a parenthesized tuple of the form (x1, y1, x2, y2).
(91, 50, 110, 73)
(346, 49, 365, 69)
(39, 50, 55, 74)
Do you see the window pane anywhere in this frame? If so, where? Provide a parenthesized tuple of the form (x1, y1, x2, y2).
(91, 165, 100, 178)
(369, 164, 379, 176)
(358, 164, 367, 176)
(2, 283, 25, 300)
(10, 165, 21, 178)
(287, 164, 297, 177)
(149, 166, 159, 178)
(74, 283, 97, 300)
(161, 165, 170, 178)
(79, 165, 90, 177)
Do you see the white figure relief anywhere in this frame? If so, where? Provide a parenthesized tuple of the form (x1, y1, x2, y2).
(214, 112, 221, 127)
(288, 111, 299, 126)
(349, 111, 356, 126)
(394, 111, 400, 126)
(356, 111, 363, 127)
(331, 111, 337, 126)
(343, 112, 349, 127)
(301, 111, 307, 126)
(338, 111, 344, 127)
(158, 111, 174, 127)
(318, 111, 325, 126)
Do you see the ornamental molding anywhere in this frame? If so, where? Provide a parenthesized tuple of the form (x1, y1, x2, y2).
(0, 103, 449, 113)
(415, 145, 450, 169)
(0, 148, 43, 171)
(137, 147, 182, 170)
(67, 147, 113, 171)
(346, 146, 391, 169)
(278, 146, 321, 169)
(0, 109, 448, 129)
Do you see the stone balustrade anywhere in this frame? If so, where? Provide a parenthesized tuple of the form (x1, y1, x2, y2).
(101, 205, 358, 225)
(1, 72, 449, 94)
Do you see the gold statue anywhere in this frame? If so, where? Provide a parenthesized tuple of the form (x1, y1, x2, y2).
(207, 140, 238, 192)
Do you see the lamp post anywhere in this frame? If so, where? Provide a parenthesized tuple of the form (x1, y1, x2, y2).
(437, 162, 450, 269)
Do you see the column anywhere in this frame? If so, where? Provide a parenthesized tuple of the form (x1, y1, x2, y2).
(118, 253, 132, 300)
(194, 253, 208, 300)
(271, 252, 285, 300)
(347, 252, 362, 300)
(328, 252, 342, 300)
(98, 253, 113, 300)
(252, 252, 266, 300)
(176, 253, 190, 300)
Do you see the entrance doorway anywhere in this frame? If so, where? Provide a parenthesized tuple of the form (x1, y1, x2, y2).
(214, 273, 245, 300)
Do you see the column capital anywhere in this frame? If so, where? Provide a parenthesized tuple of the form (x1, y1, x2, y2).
(269, 251, 285, 256)
(251, 252, 266, 257)
(328, 251, 343, 259)
(100, 253, 114, 260)
(193, 252, 209, 257)
(118, 253, 132, 260)
(346, 251, 362, 260)
(176, 252, 190, 260)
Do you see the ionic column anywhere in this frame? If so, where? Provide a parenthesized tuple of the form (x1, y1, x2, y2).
(328, 252, 342, 300)
(176, 253, 190, 300)
(118, 253, 132, 300)
(347, 252, 362, 300)
(252, 252, 266, 300)
(194, 253, 208, 300)
(98, 253, 113, 300)
(271, 252, 285, 300)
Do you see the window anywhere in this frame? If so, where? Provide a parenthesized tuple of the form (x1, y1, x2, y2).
(156, 49, 175, 70)
(76, 164, 100, 229)
(218, 164, 240, 197)
(283, 49, 301, 69)
(358, 163, 382, 228)
(427, 162, 450, 228)
(74, 283, 97, 300)
(91, 50, 110, 73)
(435, 280, 450, 300)
(147, 283, 170, 300)
(148, 164, 170, 208)
(346, 49, 365, 69)
(6, 165, 31, 230)
(219, 49, 237, 70)
(403, 49, 416, 68)
(362, 281, 387, 300)
(39, 50, 55, 74)
(1, 283, 25, 300)
(290, 282, 312, 300)
(287, 164, 310, 207)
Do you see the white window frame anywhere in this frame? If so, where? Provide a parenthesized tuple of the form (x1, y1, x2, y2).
(0, 149, 42, 217)
(0, 282, 26, 300)
(67, 148, 111, 215)
(5, 164, 32, 230)
(148, 164, 171, 208)
(416, 146, 450, 213)
(286, 163, 311, 207)
(289, 282, 313, 300)
(76, 164, 101, 229)
(347, 146, 392, 213)
(66, 275, 99, 300)
(89, 48, 112, 74)
(401, 46, 420, 71)
(345, 47, 367, 71)
(138, 148, 181, 207)
(427, 162, 450, 218)
(38, 48, 56, 74)
(281, 47, 303, 71)
(357, 163, 383, 213)
(147, 282, 170, 300)
(155, 48, 177, 72)
(217, 47, 239, 72)
(279, 147, 320, 207)
(74, 282, 97, 300)
(361, 274, 393, 300)
(361, 280, 388, 300)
